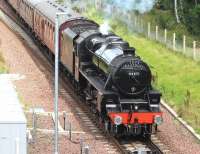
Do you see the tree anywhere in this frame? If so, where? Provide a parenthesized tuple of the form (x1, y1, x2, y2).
(174, 0, 180, 23)
(185, 4, 200, 35)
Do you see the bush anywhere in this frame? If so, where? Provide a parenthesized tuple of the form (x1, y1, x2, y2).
(185, 5, 200, 35)
(156, 0, 174, 10)
(155, 10, 176, 29)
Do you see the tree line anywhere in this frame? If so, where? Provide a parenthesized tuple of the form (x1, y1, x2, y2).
(157, 0, 200, 36)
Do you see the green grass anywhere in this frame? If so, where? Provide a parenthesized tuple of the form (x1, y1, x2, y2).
(85, 8, 200, 134)
(0, 51, 7, 73)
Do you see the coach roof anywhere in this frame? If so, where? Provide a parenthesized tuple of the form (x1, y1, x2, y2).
(34, 0, 82, 24)
(26, 0, 43, 7)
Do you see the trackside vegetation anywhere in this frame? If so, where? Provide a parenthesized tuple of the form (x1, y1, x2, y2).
(84, 8, 200, 134)
(0, 52, 7, 73)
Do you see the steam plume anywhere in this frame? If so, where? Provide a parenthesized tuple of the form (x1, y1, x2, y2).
(99, 21, 110, 35)
(108, 0, 155, 14)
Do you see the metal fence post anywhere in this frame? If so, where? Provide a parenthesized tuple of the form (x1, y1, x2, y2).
(147, 22, 151, 38)
(63, 111, 66, 130)
(173, 33, 176, 51)
(32, 108, 37, 142)
(164, 29, 167, 43)
(69, 122, 72, 141)
(128, 14, 131, 24)
(193, 41, 196, 60)
(155, 25, 158, 41)
(134, 16, 137, 28)
(141, 20, 143, 33)
(83, 145, 89, 154)
(183, 35, 186, 54)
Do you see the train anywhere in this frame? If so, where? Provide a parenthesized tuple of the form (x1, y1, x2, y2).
(7, 0, 163, 138)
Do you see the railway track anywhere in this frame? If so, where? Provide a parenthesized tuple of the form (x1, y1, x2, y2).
(0, 1, 169, 153)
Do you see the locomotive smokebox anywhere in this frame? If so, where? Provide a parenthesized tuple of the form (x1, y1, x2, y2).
(111, 56, 152, 96)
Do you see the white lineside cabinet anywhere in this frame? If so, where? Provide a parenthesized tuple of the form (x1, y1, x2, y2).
(0, 78, 27, 154)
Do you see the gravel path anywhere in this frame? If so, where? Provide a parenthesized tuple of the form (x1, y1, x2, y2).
(0, 6, 200, 153)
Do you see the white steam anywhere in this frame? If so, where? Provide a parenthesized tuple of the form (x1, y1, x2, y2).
(99, 21, 111, 35)
(108, 0, 155, 14)
(131, 0, 155, 14)
(60, 0, 156, 34)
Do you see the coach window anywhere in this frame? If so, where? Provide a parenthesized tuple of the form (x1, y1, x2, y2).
(40, 17, 43, 35)
(29, 6, 31, 19)
(25, 4, 26, 13)
(36, 13, 38, 28)
(27, 5, 29, 16)
(25, 3, 27, 16)
(30, 7, 32, 19)
(22, 0, 24, 10)
(46, 21, 49, 41)
(36, 13, 38, 24)
(47, 22, 49, 35)
(36, 13, 38, 30)
(53, 27, 55, 39)
(50, 24, 52, 42)
(37, 13, 39, 30)
(47, 22, 50, 43)
(53, 27, 55, 48)
(34, 12, 37, 26)
(35, 13, 36, 27)
(39, 15, 41, 33)
(48, 22, 50, 43)
(28, 6, 29, 17)
(44, 20, 47, 37)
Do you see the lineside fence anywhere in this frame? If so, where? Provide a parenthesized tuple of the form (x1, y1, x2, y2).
(75, 0, 200, 62)
(124, 14, 200, 61)
(110, 8, 200, 61)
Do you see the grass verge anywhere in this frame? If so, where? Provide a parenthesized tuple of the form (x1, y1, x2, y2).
(0, 51, 7, 73)
(141, 9, 200, 44)
(85, 8, 200, 134)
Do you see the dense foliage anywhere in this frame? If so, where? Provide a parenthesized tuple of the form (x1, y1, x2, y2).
(0, 53, 7, 73)
(186, 4, 200, 35)
(157, 0, 200, 36)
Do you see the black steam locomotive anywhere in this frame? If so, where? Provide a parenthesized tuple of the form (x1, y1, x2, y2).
(8, 0, 163, 137)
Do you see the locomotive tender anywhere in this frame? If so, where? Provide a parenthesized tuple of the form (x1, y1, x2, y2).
(7, 0, 163, 137)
